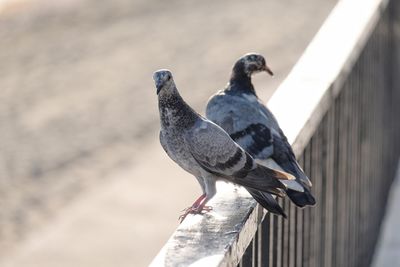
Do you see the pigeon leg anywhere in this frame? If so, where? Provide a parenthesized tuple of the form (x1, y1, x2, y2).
(179, 194, 213, 223)
(196, 196, 213, 212)
(181, 193, 206, 212)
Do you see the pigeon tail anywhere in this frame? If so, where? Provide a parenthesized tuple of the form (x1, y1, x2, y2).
(234, 164, 294, 197)
(247, 189, 286, 218)
(286, 187, 316, 207)
(274, 155, 313, 188)
(255, 158, 305, 193)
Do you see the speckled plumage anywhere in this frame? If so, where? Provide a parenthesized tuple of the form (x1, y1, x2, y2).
(206, 53, 316, 216)
(153, 69, 295, 220)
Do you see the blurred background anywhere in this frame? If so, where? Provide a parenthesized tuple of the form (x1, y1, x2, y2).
(0, 0, 336, 266)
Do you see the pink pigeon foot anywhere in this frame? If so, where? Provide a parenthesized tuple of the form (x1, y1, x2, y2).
(178, 194, 213, 223)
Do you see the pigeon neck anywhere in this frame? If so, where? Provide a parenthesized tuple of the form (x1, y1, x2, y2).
(228, 71, 257, 96)
(158, 86, 198, 129)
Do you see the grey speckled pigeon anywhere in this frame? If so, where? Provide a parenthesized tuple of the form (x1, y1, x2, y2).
(153, 69, 296, 221)
(206, 53, 316, 217)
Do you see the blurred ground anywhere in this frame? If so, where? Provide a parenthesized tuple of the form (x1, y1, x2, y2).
(0, 0, 336, 266)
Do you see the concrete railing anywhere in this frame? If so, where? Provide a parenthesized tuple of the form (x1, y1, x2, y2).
(150, 0, 400, 266)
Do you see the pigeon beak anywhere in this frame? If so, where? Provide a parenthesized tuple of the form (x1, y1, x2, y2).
(153, 77, 163, 94)
(156, 85, 162, 95)
(264, 65, 274, 76)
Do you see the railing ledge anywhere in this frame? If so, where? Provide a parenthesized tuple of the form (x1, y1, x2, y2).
(150, 184, 264, 267)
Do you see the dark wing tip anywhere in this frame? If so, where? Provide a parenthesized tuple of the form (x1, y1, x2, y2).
(286, 188, 316, 207)
(247, 189, 287, 217)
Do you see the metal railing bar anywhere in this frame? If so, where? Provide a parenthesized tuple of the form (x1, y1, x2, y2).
(344, 76, 352, 267)
(354, 58, 362, 267)
(282, 199, 289, 267)
(272, 212, 278, 267)
(240, 236, 253, 267)
(303, 143, 312, 267)
(323, 107, 334, 267)
(318, 116, 328, 267)
(253, 227, 259, 267)
(295, 206, 303, 267)
(309, 133, 318, 267)
(350, 61, 360, 267)
(260, 214, 270, 266)
(296, 155, 305, 267)
(288, 201, 296, 267)
(331, 92, 341, 267)
(276, 198, 283, 267)
(255, 221, 261, 267)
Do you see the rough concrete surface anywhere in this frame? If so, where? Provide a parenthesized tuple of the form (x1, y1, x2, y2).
(0, 0, 336, 266)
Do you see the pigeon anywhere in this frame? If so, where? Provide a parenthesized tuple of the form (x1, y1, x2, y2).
(206, 53, 316, 217)
(153, 69, 297, 221)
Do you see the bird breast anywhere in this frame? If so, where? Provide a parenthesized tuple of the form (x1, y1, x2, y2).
(160, 129, 202, 177)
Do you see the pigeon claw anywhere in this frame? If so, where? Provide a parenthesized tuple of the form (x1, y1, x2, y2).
(178, 205, 213, 223)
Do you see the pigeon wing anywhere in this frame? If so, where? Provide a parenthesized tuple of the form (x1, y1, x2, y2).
(271, 131, 313, 188)
(207, 93, 306, 193)
(185, 119, 252, 177)
(251, 101, 313, 188)
(207, 93, 276, 159)
(184, 119, 293, 194)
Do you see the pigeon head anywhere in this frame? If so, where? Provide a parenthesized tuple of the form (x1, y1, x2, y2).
(233, 53, 273, 77)
(153, 69, 174, 95)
